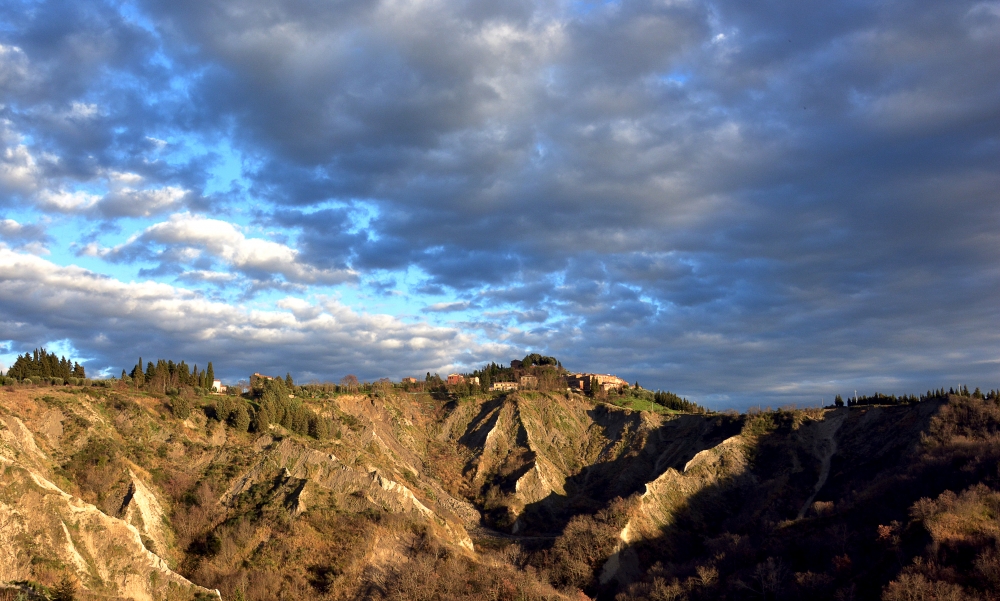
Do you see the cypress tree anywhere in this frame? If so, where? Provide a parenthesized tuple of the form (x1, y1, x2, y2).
(206, 362, 215, 389)
(131, 358, 145, 387)
(7, 349, 81, 381)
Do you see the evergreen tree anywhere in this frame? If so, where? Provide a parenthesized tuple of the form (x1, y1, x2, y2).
(229, 404, 251, 432)
(171, 396, 191, 419)
(7, 348, 80, 381)
(285, 372, 294, 388)
(131, 357, 145, 387)
(206, 362, 215, 389)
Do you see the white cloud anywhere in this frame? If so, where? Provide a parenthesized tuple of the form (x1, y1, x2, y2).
(108, 171, 144, 185)
(105, 212, 358, 286)
(0, 247, 509, 380)
(33, 169, 188, 218)
(0, 218, 30, 236)
(66, 102, 99, 120)
(37, 189, 101, 212)
(0, 119, 41, 195)
(0, 117, 190, 217)
(276, 297, 323, 320)
(97, 186, 188, 218)
(0, 218, 50, 255)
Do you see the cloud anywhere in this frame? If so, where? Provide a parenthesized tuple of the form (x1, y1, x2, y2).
(0, 218, 51, 254)
(36, 189, 101, 212)
(94, 173, 190, 218)
(28, 168, 190, 219)
(100, 212, 357, 288)
(1, 0, 999, 407)
(0, 119, 44, 196)
(423, 301, 473, 313)
(0, 247, 511, 382)
(0, 43, 31, 92)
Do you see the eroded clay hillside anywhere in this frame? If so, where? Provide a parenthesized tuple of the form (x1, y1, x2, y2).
(2, 384, 999, 601)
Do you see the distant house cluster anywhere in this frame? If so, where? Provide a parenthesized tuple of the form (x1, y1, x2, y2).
(485, 373, 629, 393)
(241, 365, 628, 397)
(566, 373, 630, 393)
(489, 375, 538, 392)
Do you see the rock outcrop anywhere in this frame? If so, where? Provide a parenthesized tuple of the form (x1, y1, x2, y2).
(0, 415, 216, 601)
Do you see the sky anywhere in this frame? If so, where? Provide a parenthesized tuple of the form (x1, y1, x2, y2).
(1, 0, 998, 410)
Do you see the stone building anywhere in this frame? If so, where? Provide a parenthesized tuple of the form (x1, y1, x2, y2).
(566, 373, 630, 393)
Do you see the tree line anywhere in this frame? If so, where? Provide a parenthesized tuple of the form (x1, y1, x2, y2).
(122, 357, 215, 394)
(651, 389, 706, 413)
(833, 385, 1000, 407)
(5, 348, 85, 382)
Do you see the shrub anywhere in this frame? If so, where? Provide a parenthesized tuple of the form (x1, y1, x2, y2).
(882, 573, 969, 601)
(229, 404, 251, 432)
(172, 396, 192, 420)
(741, 410, 777, 437)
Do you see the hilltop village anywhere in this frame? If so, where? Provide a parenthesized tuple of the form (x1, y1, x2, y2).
(257, 353, 633, 396)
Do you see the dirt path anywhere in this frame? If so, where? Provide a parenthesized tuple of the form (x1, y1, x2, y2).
(797, 409, 848, 519)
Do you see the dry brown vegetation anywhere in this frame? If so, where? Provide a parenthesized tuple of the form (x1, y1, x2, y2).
(4, 383, 1000, 601)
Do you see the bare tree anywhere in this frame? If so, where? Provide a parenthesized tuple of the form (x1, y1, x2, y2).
(340, 374, 359, 392)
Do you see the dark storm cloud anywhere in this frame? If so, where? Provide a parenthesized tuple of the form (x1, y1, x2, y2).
(2, 0, 999, 406)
